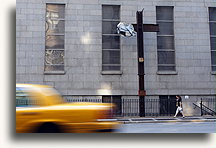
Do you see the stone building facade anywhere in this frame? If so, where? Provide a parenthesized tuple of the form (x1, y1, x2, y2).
(16, 0, 216, 116)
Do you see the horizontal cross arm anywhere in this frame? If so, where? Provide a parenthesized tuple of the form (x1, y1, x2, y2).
(133, 24, 159, 32)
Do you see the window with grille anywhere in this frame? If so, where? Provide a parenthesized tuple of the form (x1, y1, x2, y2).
(45, 4, 65, 72)
(156, 6, 175, 71)
(102, 5, 121, 72)
(209, 7, 216, 72)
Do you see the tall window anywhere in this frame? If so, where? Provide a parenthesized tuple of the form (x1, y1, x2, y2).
(102, 5, 121, 72)
(156, 6, 175, 71)
(45, 4, 65, 72)
(209, 7, 216, 72)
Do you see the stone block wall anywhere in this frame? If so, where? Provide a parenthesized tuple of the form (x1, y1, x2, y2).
(16, 0, 216, 116)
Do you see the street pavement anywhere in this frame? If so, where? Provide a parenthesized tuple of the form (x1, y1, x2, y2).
(115, 116, 216, 124)
(118, 122, 216, 133)
(112, 116, 216, 133)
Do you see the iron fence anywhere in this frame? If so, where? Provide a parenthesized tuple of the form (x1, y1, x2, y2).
(66, 97, 216, 117)
(119, 98, 175, 117)
(66, 98, 164, 117)
(66, 98, 102, 103)
(200, 98, 216, 116)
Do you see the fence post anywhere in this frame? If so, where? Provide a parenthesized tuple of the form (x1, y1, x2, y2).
(200, 98, 203, 116)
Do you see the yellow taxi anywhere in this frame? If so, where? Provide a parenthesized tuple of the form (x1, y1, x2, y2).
(16, 84, 119, 133)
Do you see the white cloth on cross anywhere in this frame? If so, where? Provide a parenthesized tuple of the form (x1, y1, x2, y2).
(117, 22, 136, 37)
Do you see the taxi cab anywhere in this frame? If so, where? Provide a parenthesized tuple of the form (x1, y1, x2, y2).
(16, 84, 119, 133)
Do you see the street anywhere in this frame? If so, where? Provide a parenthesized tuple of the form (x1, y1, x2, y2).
(117, 122, 216, 133)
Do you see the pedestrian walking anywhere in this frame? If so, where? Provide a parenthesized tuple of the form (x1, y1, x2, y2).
(174, 95, 185, 118)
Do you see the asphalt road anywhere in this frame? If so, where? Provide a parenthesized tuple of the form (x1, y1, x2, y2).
(117, 122, 216, 133)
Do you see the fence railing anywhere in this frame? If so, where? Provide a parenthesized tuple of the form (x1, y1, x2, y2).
(121, 99, 139, 117)
(66, 98, 164, 117)
(66, 98, 102, 103)
(66, 97, 216, 117)
(200, 98, 216, 116)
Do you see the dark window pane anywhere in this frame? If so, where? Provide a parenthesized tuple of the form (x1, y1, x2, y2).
(102, 96, 111, 103)
(46, 4, 65, 19)
(211, 37, 216, 51)
(209, 7, 216, 21)
(102, 5, 121, 72)
(210, 22, 216, 36)
(102, 66, 120, 71)
(45, 65, 64, 71)
(102, 21, 119, 34)
(102, 35, 120, 49)
(46, 35, 64, 49)
(156, 6, 175, 71)
(46, 20, 65, 34)
(158, 51, 175, 64)
(211, 51, 216, 65)
(158, 66, 175, 71)
(212, 66, 216, 71)
(157, 36, 174, 49)
(112, 96, 121, 100)
(157, 22, 173, 35)
(156, 6, 173, 20)
(102, 50, 120, 64)
(45, 50, 64, 65)
(102, 5, 120, 20)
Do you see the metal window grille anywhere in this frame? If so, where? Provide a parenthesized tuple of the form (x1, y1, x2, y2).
(45, 4, 65, 72)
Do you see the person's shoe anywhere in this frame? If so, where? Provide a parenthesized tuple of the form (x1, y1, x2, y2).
(173, 116, 176, 118)
(182, 116, 185, 118)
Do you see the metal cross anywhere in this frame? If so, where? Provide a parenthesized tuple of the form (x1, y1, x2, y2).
(134, 10, 159, 117)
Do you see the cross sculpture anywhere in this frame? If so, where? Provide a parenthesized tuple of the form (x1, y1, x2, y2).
(117, 9, 159, 117)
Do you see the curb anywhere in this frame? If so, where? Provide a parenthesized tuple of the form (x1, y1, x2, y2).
(116, 118, 216, 124)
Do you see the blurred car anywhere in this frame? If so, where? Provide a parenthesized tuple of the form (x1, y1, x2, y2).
(16, 84, 119, 133)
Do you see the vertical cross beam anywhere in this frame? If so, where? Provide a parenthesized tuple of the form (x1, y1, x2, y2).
(136, 10, 146, 117)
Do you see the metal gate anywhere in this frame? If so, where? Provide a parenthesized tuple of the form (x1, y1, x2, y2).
(102, 96, 122, 116)
(159, 95, 177, 116)
(66, 96, 178, 117)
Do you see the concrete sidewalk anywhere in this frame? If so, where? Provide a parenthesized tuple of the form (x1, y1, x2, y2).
(115, 116, 216, 124)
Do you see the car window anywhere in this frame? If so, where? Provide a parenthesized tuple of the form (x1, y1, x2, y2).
(16, 87, 37, 107)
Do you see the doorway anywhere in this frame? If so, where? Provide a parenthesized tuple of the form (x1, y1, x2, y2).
(159, 95, 177, 116)
(102, 95, 122, 116)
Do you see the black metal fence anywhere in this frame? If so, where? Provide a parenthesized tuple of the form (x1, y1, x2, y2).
(66, 97, 216, 117)
(66, 98, 102, 103)
(66, 98, 172, 117)
(118, 98, 177, 117)
(200, 98, 216, 116)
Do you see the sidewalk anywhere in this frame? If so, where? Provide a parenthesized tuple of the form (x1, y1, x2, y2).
(114, 116, 216, 124)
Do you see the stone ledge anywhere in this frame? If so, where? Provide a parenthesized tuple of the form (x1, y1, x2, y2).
(44, 71, 66, 75)
(101, 71, 123, 75)
(156, 71, 178, 75)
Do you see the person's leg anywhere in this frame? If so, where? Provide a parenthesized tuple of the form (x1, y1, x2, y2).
(174, 107, 179, 117)
(180, 110, 185, 118)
